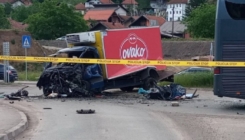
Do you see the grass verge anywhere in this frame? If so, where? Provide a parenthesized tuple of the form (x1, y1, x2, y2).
(18, 71, 42, 81)
(159, 72, 213, 88)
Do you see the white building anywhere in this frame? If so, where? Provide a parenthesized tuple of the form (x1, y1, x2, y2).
(0, 0, 32, 8)
(150, 0, 167, 16)
(166, 0, 188, 21)
(85, 0, 114, 9)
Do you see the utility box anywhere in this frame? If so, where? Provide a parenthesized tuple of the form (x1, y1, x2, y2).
(66, 32, 96, 46)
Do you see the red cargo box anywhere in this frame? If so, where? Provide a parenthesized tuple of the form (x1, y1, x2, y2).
(103, 27, 166, 79)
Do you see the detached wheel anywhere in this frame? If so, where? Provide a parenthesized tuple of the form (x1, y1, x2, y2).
(143, 77, 157, 90)
(120, 86, 134, 92)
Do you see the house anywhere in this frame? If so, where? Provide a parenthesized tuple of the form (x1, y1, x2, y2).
(160, 21, 188, 38)
(129, 15, 165, 27)
(89, 21, 126, 31)
(166, 0, 188, 21)
(84, 9, 121, 23)
(150, 0, 167, 16)
(121, 0, 138, 16)
(85, 0, 114, 9)
(0, 0, 32, 8)
(75, 3, 86, 15)
(118, 15, 135, 27)
(92, 4, 128, 16)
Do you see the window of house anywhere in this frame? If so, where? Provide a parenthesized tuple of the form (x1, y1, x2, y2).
(170, 11, 171, 14)
(179, 4, 181, 7)
(176, 11, 178, 14)
(180, 11, 181, 14)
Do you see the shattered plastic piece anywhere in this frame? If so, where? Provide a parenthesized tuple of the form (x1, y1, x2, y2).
(0, 94, 5, 98)
(186, 89, 199, 99)
(138, 88, 151, 94)
(186, 94, 193, 98)
(5, 95, 21, 100)
(43, 107, 52, 109)
(76, 109, 95, 114)
(171, 101, 179, 107)
(60, 94, 68, 98)
(48, 93, 58, 98)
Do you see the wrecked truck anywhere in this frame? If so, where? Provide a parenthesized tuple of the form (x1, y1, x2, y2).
(36, 27, 174, 97)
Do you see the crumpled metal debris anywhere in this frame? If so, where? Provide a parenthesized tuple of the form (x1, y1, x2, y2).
(3, 86, 29, 100)
(36, 47, 103, 98)
(76, 109, 95, 114)
(138, 83, 199, 101)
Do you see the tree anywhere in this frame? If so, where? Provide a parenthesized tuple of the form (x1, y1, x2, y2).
(11, 1, 41, 22)
(0, 5, 10, 29)
(11, 6, 30, 22)
(4, 3, 13, 16)
(185, 0, 207, 17)
(136, 0, 151, 10)
(112, 0, 123, 3)
(26, 0, 89, 40)
(183, 3, 216, 38)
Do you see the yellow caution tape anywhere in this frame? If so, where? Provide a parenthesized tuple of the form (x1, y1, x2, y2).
(0, 55, 244, 67)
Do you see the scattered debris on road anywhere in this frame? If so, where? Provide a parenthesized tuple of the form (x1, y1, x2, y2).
(9, 101, 14, 104)
(43, 107, 52, 109)
(76, 109, 95, 114)
(1, 86, 29, 100)
(138, 83, 199, 101)
(47, 93, 58, 98)
(171, 101, 179, 107)
(10, 86, 29, 97)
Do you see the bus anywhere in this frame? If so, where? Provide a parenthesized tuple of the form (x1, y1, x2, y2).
(214, 0, 245, 99)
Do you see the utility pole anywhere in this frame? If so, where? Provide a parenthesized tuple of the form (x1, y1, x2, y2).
(172, 6, 175, 37)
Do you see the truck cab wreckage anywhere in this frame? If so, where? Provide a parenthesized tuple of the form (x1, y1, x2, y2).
(37, 27, 181, 97)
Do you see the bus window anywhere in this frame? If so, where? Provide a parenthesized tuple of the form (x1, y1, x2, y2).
(225, 1, 245, 19)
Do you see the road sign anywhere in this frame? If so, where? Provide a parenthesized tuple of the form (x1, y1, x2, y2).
(22, 35, 31, 48)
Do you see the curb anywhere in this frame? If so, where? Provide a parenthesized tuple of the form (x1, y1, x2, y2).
(0, 107, 28, 140)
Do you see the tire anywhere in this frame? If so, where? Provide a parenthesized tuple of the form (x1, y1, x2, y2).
(120, 86, 134, 92)
(143, 77, 157, 90)
(43, 87, 52, 96)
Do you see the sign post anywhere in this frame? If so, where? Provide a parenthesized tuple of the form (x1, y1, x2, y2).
(22, 35, 31, 80)
(3, 42, 10, 83)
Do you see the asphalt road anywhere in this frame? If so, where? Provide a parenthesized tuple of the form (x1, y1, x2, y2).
(1, 84, 245, 140)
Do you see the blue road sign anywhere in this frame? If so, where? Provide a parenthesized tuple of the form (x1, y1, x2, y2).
(22, 35, 31, 48)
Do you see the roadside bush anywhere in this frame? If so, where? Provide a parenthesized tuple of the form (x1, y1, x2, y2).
(160, 72, 213, 87)
(18, 71, 42, 81)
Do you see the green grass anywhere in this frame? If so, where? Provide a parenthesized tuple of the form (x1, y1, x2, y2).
(159, 72, 213, 88)
(18, 71, 42, 81)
